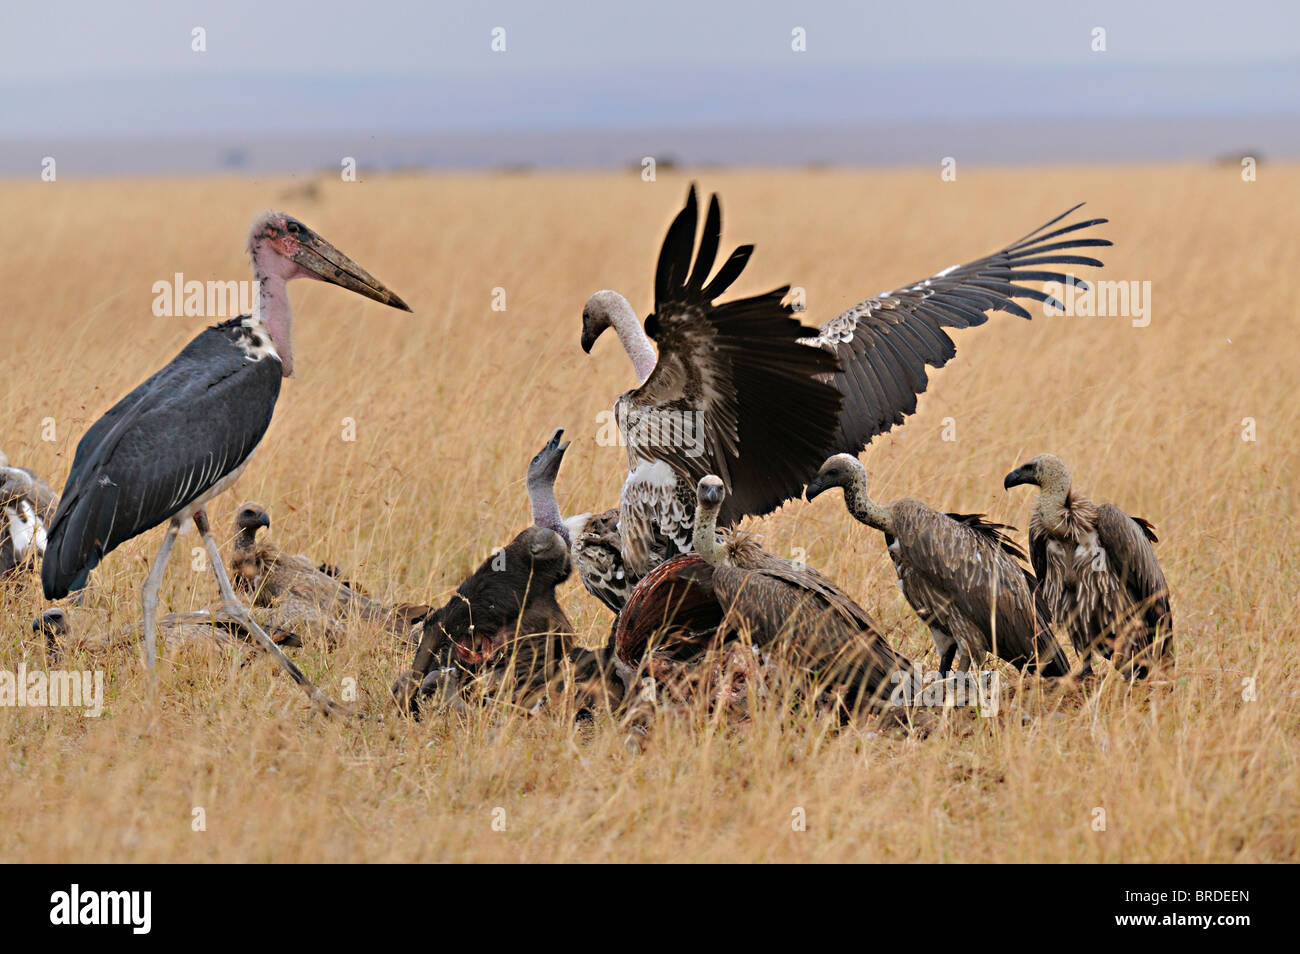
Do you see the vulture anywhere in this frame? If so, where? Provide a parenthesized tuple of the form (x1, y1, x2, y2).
(582, 186, 1110, 592)
(230, 502, 428, 644)
(526, 427, 627, 613)
(613, 475, 916, 720)
(0, 452, 59, 580)
(1004, 454, 1174, 678)
(806, 454, 1070, 677)
(392, 527, 623, 720)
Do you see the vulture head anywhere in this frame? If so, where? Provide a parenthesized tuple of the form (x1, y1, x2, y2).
(805, 453, 866, 502)
(1003, 453, 1071, 494)
(234, 502, 271, 549)
(693, 476, 729, 566)
(580, 289, 637, 354)
(527, 428, 570, 489)
(33, 607, 70, 639)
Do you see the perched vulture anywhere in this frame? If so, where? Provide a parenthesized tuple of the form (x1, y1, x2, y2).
(526, 427, 627, 613)
(582, 186, 1109, 588)
(392, 527, 623, 720)
(806, 454, 1070, 677)
(0, 452, 59, 580)
(1004, 454, 1174, 678)
(613, 475, 916, 719)
(230, 502, 428, 645)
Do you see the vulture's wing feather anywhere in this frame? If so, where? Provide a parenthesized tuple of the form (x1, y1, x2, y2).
(1095, 503, 1174, 650)
(895, 504, 1067, 673)
(809, 205, 1110, 454)
(631, 186, 843, 523)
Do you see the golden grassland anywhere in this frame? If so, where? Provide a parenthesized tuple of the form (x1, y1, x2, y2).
(0, 164, 1295, 862)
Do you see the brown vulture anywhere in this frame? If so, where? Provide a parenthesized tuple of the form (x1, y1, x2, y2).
(0, 452, 59, 580)
(230, 501, 428, 645)
(581, 186, 1110, 599)
(613, 475, 916, 720)
(806, 453, 1070, 677)
(1004, 454, 1174, 678)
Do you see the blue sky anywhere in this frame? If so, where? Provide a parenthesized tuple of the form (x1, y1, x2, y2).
(1, 1, 1296, 170)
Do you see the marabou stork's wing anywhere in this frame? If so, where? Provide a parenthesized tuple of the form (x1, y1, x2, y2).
(808, 206, 1110, 454)
(893, 503, 1068, 674)
(42, 321, 282, 598)
(1094, 504, 1174, 652)
(627, 186, 843, 526)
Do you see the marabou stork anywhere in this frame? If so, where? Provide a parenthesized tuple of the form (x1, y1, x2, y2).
(41, 211, 410, 709)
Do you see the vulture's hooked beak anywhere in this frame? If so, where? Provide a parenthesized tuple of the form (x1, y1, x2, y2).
(804, 474, 834, 501)
(697, 478, 725, 509)
(291, 225, 412, 312)
(1003, 465, 1035, 490)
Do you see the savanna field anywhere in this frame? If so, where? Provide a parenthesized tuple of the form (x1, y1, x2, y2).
(0, 165, 1295, 862)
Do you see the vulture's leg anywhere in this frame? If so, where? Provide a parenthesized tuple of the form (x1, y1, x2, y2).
(141, 518, 181, 670)
(192, 509, 350, 716)
(937, 640, 958, 678)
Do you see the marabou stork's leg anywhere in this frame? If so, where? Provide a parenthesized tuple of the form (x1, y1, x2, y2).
(192, 509, 350, 716)
(141, 518, 181, 670)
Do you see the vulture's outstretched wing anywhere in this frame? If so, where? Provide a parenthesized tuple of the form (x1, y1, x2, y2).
(626, 187, 843, 528)
(808, 205, 1110, 454)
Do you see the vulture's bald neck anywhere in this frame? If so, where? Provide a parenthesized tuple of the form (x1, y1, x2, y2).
(842, 467, 894, 535)
(1033, 460, 1074, 535)
(601, 292, 656, 384)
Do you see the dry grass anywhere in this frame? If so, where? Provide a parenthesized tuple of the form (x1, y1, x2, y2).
(0, 164, 1296, 862)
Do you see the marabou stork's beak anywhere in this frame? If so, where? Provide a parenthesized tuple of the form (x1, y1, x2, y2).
(290, 223, 412, 312)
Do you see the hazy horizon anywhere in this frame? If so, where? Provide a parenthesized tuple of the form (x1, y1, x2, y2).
(2, 1, 1296, 175)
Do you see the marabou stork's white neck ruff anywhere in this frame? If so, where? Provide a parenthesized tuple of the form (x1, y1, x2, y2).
(41, 211, 410, 710)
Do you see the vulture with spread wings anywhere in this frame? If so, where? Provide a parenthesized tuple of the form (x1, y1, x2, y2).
(581, 186, 1110, 588)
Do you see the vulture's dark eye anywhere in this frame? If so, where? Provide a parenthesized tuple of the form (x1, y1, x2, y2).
(287, 221, 303, 235)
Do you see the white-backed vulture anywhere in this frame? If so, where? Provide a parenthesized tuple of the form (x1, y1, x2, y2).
(806, 454, 1070, 677)
(0, 452, 59, 580)
(581, 187, 844, 581)
(1003, 454, 1174, 678)
(392, 526, 624, 720)
(526, 427, 628, 613)
(230, 502, 428, 644)
(613, 475, 916, 719)
(581, 186, 1110, 592)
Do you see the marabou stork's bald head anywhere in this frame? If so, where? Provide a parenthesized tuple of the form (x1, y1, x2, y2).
(247, 211, 412, 312)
